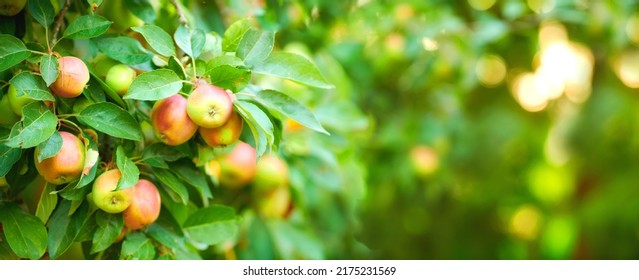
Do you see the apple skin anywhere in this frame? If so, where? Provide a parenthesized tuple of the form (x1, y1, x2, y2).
(255, 187, 292, 219)
(92, 55, 119, 78)
(7, 84, 36, 116)
(92, 169, 134, 214)
(50, 56, 90, 98)
(216, 141, 257, 189)
(105, 64, 136, 96)
(0, 0, 26, 16)
(199, 111, 243, 147)
(34, 131, 86, 185)
(0, 93, 20, 126)
(123, 179, 161, 230)
(186, 83, 233, 128)
(151, 94, 198, 146)
(254, 155, 289, 192)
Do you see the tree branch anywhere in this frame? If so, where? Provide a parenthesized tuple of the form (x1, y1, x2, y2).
(51, 0, 72, 47)
(170, 0, 188, 27)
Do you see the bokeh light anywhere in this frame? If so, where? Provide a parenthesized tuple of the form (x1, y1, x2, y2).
(475, 54, 507, 87)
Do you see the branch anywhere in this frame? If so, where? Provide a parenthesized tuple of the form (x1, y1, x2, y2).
(51, 0, 72, 47)
(170, 0, 188, 27)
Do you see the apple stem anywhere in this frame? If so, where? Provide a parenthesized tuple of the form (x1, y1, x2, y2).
(170, 0, 189, 27)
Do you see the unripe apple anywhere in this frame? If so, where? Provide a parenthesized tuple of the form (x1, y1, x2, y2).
(105, 64, 136, 96)
(151, 94, 198, 146)
(123, 179, 161, 230)
(0, 0, 26, 16)
(0, 94, 20, 126)
(7, 84, 36, 116)
(92, 169, 134, 214)
(410, 145, 439, 177)
(186, 82, 233, 128)
(34, 131, 86, 185)
(217, 141, 257, 189)
(254, 155, 289, 192)
(199, 111, 243, 147)
(50, 56, 90, 98)
(92, 54, 119, 78)
(254, 187, 292, 219)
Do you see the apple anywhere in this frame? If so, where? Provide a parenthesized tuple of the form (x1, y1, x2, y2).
(0, 93, 20, 126)
(254, 154, 289, 192)
(123, 179, 161, 230)
(199, 111, 243, 147)
(92, 54, 119, 78)
(114, 227, 127, 243)
(0, 176, 7, 187)
(0, 0, 26, 16)
(92, 169, 134, 214)
(409, 145, 439, 177)
(105, 64, 136, 96)
(254, 187, 292, 219)
(50, 56, 90, 98)
(34, 131, 86, 185)
(186, 82, 233, 128)
(7, 84, 36, 116)
(216, 141, 257, 189)
(151, 94, 198, 146)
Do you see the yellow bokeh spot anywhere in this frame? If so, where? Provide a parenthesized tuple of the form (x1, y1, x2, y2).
(513, 72, 548, 112)
(626, 14, 639, 45)
(527, 0, 556, 14)
(476, 54, 507, 87)
(615, 50, 639, 88)
(468, 0, 496, 11)
(527, 162, 574, 205)
(509, 204, 542, 241)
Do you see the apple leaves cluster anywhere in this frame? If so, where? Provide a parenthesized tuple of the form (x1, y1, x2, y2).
(0, 0, 331, 260)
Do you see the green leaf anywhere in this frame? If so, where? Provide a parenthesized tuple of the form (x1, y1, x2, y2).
(142, 143, 188, 168)
(171, 159, 212, 206)
(153, 168, 189, 205)
(208, 65, 251, 92)
(255, 90, 329, 135)
(0, 34, 31, 72)
(9, 72, 55, 101)
(78, 103, 143, 141)
(207, 55, 244, 68)
(63, 15, 112, 39)
(124, 69, 183, 101)
(47, 200, 92, 259)
(235, 100, 273, 156)
(0, 144, 21, 177)
(36, 130, 62, 163)
(121, 232, 155, 260)
(68, 130, 100, 190)
(132, 25, 176, 57)
(0, 204, 48, 260)
(89, 72, 126, 108)
(4, 102, 58, 149)
(115, 146, 139, 190)
(167, 56, 186, 79)
(183, 205, 239, 245)
(91, 211, 124, 254)
(39, 55, 59, 87)
(95, 36, 152, 65)
(28, 0, 55, 27)
(222, 18, 251, 53)
(35, 183, 57, 224)
(87, 0, 103, 6)
(174, 25, 205, 59)
(124, 0, 156, 24)
(253, 52, 334, 89)
(235, 106, 267, 157)
(146, 223, 184, 249)
(236, 29, 275, 66)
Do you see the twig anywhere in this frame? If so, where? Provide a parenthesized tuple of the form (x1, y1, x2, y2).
(51, 0, 72, 47)
(170, 0, 188, 26)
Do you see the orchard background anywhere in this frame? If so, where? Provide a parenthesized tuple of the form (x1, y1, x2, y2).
(1, 0, 639, 260)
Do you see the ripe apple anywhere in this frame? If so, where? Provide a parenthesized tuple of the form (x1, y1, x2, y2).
(105, 64, 136, 96)
(216, 141, 257, 189)
(34, 131, 86, 185)
(186, 82, 233, 128)
(123, 179, 161, 230)
(254, 154, 289, 192)
(7, 84, 36, 116)
(50, 56, 90, 98)
(151, 94, 198, 146)
(0, 0, 26, 16)
(410, 145, 439, 177)
(0, 94, 20, 126)
(199, 111, 243, 147)
(254, 187, 292, 219)
(92, 169, 134, 214)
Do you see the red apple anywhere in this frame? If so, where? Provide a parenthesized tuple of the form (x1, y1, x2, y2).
(151, 94, 198, 146)
(123, 179, 161, 230)
(50, 56, 90, 98)
(186, 82, 233, 128)
(199, 111, 243, 147)
(216, 141, 257, 189)
(92, 169, 134, 213)
(34, 131, 86, 185)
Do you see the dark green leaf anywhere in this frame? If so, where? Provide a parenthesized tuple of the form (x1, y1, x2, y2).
(124, 69, 183, 101)
(147, 223, 184, 249)
(78, 103, 143, 141)
(142, 143, 187, 168)
(171, 159, 212, 206)
(4, 102, 58, 149)
(132, 25, 176, 57)
(36, 130, 62, 163)
(253, 52, 334, 89)
(91, 211, 123, 254)
(95, 36, 152, 65)
(9, 72, 55, 101)
(222, 18, 251, 53)
(0, 34, 30, 72)
(153, 168, 189, 205)
(255, 90, 329, 134)
(63, 15, 112, 39)
(47, 200, 91, 259)
(0, 144, 21, 177)
(28, 0, 55, 27)
(167, 56, 186, 79)
(183, 205, 239, 245)
(115, 146, 139, 190)
(0, 204, 48, 260)
(0, 238, 20, 260)
(39, 55, 59, 86)
(174, 25, 205, 59)
(208, 65, 251, 92)
(237, 29, 275, 66)
(121, 232, 155, 260)
(35, 183, 57, 224)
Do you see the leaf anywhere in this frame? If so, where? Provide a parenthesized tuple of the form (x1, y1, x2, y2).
(36, 130, 62, 163)
(132, 25, 176, 57)
(95, 36, 152, 65)
(255, 90, 329, 134)
(174, 25, 205, 59)
(69, 130, 100, 190)
(63, 15, 112, 39)
(39, 55, 59, 87)
(87, 0, 103, 6)
(236, 29, 275, 66)
(28, 0, 55, 27)
(235, 105, 267, 157)
(9, 72, 55, 101)
(146, 223, 184, 249)
(0, 144, 21, 177)
(124, 0, 156, 24)
(170, 159, 212, 206)
(47, 200, 92, 259)
(183, 205, 239, 245)
(78, 103, 143, 141)
(222, 18, 251, 53)
(115, 146, 139, 190)
(253, 52, 334, 89)
(153, 168, 189, 205)
(0, 204, 48, 260)
(0, 35, 30, 72)
(4, 102, 58, 149)
(235, 100, 274, 156)
(91, 211, 124, 254)
(35, 183, 57, 224)
(121, 232, 155, 260)
(124, 69, 183, 101)
(89, 72, 126, 108)
(142, 143, 188, 168)
(208, 65, 251, 92)
(167, 56, 186, 79)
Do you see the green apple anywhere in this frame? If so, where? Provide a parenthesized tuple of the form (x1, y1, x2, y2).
(0, 94, 20, 127)
(50, 56, 90, 98)
(255, 187, 292, 219)
(123, 179, 161, 230)
(92, 54, 119, 78)
(151, 94, 198, 146)
(199, 111, 243, 147)
(7, 84, 36, 116)
(186, 82, 233, 128)
(0, 0, 26, 16)
(254, 155, 289, 192)
(34, 131, 86, 185)
(105, 64, 136, 96)
(92, 169, 134, 213)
